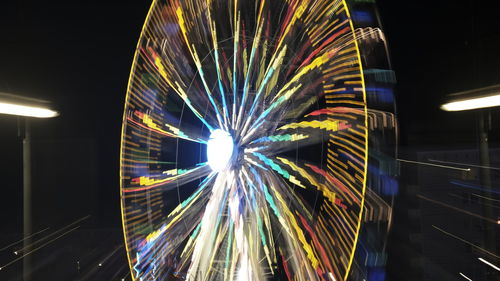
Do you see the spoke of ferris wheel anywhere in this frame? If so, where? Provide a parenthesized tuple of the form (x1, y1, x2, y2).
(176, 7, 224, 130)
(126, 113, 208, 144)
(238, 23, 304, 138)
(242, 28, 361, 141)
(213, 46, 231, 128)
(242, 51, 333, 143)
(234, 4, 265, 131)
(195, 66, 225, 130)
(231, 12, 240, 128)
(184, 172, 232, 281)
(239, 46, 287, 138)
(122, 164, 211, 194)
(139, 47, 215, 132)
(242, 90, 293, 144)
(240, 168, 276, 271)
(207, 7, 231, 130)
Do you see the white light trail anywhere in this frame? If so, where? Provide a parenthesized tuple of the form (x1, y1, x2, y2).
(0, 102, 58, 118)
(441, 94, 500, 111)
(459, 272, 473, 280)
(478, 257, 500, 271)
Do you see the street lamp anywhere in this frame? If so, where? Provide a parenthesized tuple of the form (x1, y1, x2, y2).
(0, 93, 58, 118)
(441, 85, 498, 281)
(441, 84, 500, 111)
(0, 92, 58, 281)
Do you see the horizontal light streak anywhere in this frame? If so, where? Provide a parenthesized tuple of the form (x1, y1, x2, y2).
(441, 94, 500, 111)
(0, 102, 58, 118)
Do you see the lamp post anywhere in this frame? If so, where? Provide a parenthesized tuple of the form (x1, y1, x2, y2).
(0, 93, 58, 281)
(441, 85, 499, 280)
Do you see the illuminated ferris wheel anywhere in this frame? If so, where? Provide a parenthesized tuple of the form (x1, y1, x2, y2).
(120, 0, 397, 280)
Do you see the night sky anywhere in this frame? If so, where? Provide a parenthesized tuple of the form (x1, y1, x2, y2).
(378, 0, 500, 146)
(1, 0, 500, 280)
(0, 1, 150, 230)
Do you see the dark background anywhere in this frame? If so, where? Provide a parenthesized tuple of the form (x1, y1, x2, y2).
(1, 0, 500, 280)
(0, 1, 151, 280)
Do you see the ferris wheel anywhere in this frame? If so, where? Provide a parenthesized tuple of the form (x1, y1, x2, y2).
(120, 0, 397, 280)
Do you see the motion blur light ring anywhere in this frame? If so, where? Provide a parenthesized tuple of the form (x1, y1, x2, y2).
(121, 0, 396, 280)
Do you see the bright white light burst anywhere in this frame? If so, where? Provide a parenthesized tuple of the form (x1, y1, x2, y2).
(0, 102, 58, 118)
(207, 129, 234, 172)
(441, 94, 500, 111)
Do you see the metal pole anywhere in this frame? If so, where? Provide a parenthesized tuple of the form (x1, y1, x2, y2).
(23, 118, 32, 281)
(478, 111, 496, 280)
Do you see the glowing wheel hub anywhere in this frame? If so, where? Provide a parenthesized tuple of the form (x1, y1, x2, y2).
(207, 129, 234, 172)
